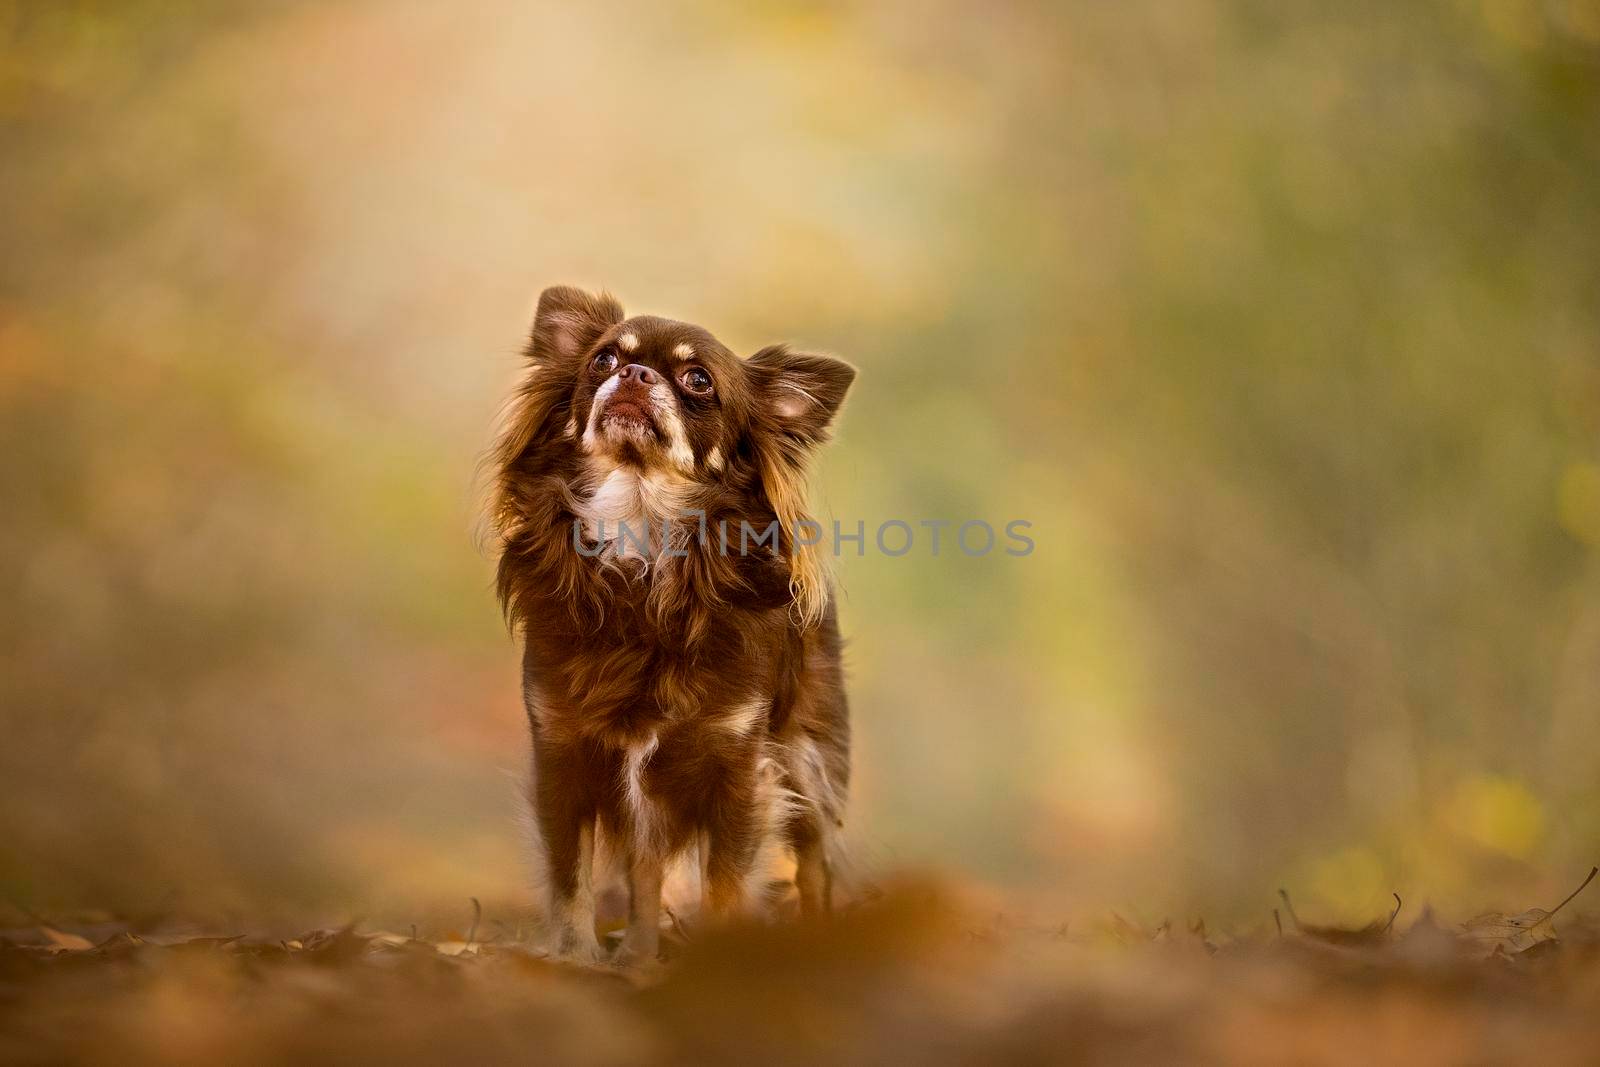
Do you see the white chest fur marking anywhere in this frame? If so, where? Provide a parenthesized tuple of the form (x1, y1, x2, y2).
(576, 467, 695, 560)
(621, 732, 660, 847)
(714, 696, 768, 739)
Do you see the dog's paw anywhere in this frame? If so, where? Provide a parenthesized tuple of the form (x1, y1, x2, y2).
(610, 925, 664, 972)
(548, 928, 606, 967)
(611, 945, 664, 976)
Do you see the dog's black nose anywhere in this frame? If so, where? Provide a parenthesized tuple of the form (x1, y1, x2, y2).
(617, 363, 659, 385)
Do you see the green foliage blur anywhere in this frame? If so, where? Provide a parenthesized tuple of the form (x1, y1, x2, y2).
(3, 0, 1599, 925)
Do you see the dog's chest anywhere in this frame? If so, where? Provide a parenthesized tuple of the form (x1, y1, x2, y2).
(598, 714, 763, 856)
(575, 467, 692, 559)
(526, 613, 759, 731)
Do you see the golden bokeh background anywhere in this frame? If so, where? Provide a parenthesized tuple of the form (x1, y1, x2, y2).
(3, 0, 1599, 929)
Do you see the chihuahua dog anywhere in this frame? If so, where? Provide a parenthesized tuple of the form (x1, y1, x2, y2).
(488, 287, 854, 964)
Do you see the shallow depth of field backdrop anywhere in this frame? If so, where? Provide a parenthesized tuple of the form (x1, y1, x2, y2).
(3, 0, 1599, 930)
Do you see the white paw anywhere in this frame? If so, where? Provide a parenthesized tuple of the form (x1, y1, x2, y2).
(549, 927, 605, 966)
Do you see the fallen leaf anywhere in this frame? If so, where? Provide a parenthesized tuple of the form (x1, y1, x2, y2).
(172, 935, 245, 951)
(1459, 866, 1596, 957)
(94, 932, 145, 954)
(1278, 889, 1402, 948)
(1459, 909, 1557, 954)
(40, 928, 94, 952)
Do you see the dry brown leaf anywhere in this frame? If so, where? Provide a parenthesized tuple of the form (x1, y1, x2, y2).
(1459, 910, 1556, 954)
(1459, 866, 1597, 957)
(96, 932, 145, 953)
(40, 927, 94, 952)
(1278, 889, 1402, 948)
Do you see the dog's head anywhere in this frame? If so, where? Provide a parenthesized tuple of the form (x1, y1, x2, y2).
(496, 285, 854, 623)
(530, 286, 853, 480)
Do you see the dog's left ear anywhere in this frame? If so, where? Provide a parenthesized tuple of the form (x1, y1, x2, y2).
(747, 345, 856, 445)
(745, 345, 855, 627)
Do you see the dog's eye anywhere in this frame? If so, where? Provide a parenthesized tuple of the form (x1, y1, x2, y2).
(680, 366, 713, 394)
(591, 349, 618, 374)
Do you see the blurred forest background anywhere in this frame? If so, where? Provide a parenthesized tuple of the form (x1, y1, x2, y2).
(3, 0, 1599, 931)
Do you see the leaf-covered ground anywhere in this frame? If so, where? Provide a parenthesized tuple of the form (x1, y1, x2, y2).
(4, 874, 1600, 1066)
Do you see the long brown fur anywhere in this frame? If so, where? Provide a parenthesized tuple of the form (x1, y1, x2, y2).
(488, 286, 855, 964)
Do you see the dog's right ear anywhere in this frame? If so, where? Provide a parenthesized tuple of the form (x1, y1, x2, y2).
(529, 286, 624, 364)
(487, 288, 625, 498)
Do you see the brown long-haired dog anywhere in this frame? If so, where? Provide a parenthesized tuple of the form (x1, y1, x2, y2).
(488, 286, 854, 964)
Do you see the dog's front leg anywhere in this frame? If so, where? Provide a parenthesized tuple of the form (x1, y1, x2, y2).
(703, 822, 757, 919)
(532, 737, 602, 963)
(700, 766, 761, 919)
(544, 814, 601, 962)
(793, 822, 833, 918)
(617, 849, 663, 966)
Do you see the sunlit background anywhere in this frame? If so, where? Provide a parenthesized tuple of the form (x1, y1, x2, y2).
(4, 0, 1599, 930)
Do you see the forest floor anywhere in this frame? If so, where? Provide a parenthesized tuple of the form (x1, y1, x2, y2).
(3, 873, 1600, 1066)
